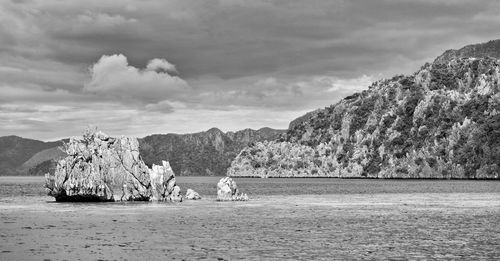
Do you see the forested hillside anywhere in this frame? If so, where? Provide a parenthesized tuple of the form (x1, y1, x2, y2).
(0, 136, 63, 176)
(140, 127, 285, 176)
(228, 40, 500, 179)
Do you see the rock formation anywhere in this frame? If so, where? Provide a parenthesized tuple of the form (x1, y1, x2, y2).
(228, 40, 500, 179)
(149, 161, 182, 202)
(185, 189, 201, 200)
(169, 185, 183, 202)
(216, 177, 248, 201)
(45, 128, 182, 202)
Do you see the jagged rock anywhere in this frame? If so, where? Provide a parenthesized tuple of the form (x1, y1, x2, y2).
(168, 185, 183, 202)
(185, 188, 201, 200)
(216, 177, 248, 201)
(45, 128, 181, 202)
(149, 161, 179, 201)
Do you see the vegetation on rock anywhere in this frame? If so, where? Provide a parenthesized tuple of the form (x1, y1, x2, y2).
(139, 127, 285, 176)
(228, 41, 500, 179)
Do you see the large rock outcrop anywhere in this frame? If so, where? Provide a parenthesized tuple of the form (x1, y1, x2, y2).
(45, 128, 182, 202)
(216, 177, 248, 201)
(228, 40, 500, 179)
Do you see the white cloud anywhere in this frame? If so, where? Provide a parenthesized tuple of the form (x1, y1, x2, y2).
(76, 11, 135, 27)
(144, 100, 187, 113)
(146, 58, 178, 74)
(326, 75, 376, 92)
(84, 54, 190, 104)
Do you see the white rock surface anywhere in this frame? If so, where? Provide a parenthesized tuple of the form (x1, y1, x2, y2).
(216, 177, 248, 201)
(185, 188, 202, 200)
(45, 128, 181, 202)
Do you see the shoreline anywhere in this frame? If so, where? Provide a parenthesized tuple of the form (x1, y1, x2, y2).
(1, 175, 499, 181)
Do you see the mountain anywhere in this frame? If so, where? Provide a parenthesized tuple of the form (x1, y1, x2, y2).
(139, 127, 285, 176)
(0, 127, 285, 176)
(288, 109, 320, 130)
(228, 40, 500, 179)
(23, 147, 67, 176)
(0, 127, 284, 176)
(434, 39, 500, 64)
(0, 136, 63, 176)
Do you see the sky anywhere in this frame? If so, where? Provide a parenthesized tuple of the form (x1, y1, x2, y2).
(1, 0, 500, 140)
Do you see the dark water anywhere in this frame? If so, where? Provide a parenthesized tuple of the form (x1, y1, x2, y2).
(1, 176, 499, 260)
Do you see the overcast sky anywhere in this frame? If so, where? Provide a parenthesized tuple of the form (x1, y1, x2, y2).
(1, 0, 499, 140)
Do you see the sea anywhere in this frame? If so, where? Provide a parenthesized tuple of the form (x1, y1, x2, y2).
(1, 176, 499, 260)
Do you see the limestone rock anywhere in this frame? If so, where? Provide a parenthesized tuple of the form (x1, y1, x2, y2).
(45, 127, 181, 202)
(216, 177, 248, 201)
(185, 188, 201, 200)
(149, 161, 178, 201)
(167, 185, 183, 202)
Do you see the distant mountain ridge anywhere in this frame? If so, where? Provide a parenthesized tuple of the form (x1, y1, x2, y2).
(0, 136, 63, 176)
(139, 127, 285, 176)
(228, 39, 500, 179)
(0, 127, 285, 176)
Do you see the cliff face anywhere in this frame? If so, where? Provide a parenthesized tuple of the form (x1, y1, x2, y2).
(139, 127, 285, 176)
(228, 42, 500, 179)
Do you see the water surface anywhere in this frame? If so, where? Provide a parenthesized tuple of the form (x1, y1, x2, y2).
(1, 176, 499, 260)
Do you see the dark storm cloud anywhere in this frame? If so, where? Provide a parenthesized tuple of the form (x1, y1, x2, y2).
(1, 0, 500, 139)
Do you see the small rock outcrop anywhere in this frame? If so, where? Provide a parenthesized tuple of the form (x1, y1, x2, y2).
(185, 188, 201, 200)
(216, 177, 248, 201)
(45, 128, 181, 202)
(169, 185, 183, 202)
(149, 161, 181, 202)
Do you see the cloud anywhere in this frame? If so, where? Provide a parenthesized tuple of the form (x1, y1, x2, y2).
(0, 104, 71, 113)
(2, 0, 500, 140)
(144, 100, 187, 113)
(84, 54, 189, 104)
(186, 74, 377, 112)
(146, 58, 178, 74)
(5, 0, 499, 79)
(76, 11, 136, 27)
(326, 75, 376, 92)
